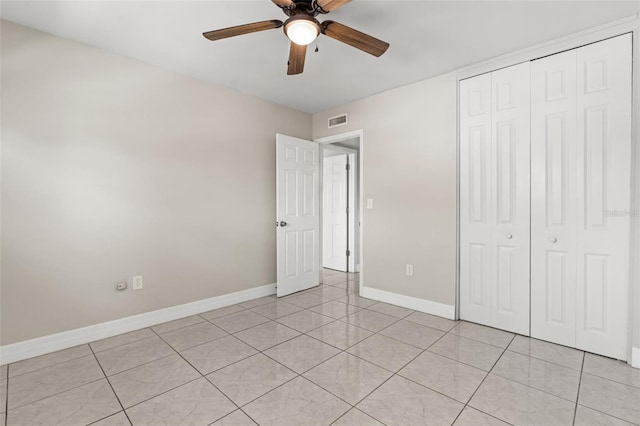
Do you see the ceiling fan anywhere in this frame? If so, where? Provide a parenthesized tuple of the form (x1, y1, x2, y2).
(202, 0, 390, 75)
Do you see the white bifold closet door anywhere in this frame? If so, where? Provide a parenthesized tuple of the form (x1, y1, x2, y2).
(531, 34, 632, 360)
(459, 62, 531, 335)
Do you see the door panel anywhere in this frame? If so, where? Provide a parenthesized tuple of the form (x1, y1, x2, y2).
(277, 134, 320, 297)
(460, 73, 493, 325)
(460, 63, 530, 334)
(575, 34, 631, 360)
(490, 62, 530, 335)
(530, 34, 631, 360)
(531, 49, 578, 346)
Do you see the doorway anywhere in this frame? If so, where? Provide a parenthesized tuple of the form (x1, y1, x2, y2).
(316, 130, 364, 293)
(322, 147, 356, 272)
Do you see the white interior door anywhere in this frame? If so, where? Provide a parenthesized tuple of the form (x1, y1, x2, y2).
(460, 63, 530, 335)
(575, 34, 631, 360)
(460, 72, 493, 327)
(490, 62, 531, 335)
(323, 153, 348, 272)
(276, 134, 320, 297)
(531, 34, 631, 360)
(531, 49, 578, 347)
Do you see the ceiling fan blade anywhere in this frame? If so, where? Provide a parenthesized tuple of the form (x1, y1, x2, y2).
(203, 20, 283, 41)
(316, 0, 351, 12)
(271, 0, 295, 7)
(287, 42, 307, 75)
(321, 20, 389, 57)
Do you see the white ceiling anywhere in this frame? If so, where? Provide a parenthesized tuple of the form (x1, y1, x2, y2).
(2, 1, 639, 113)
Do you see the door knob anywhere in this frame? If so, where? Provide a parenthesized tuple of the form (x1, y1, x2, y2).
(550, 237, 558, 243)
(506, 233, 513, 239)
(279, 221, 287, 227)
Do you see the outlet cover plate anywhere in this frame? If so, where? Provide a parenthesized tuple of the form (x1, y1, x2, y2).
(132, 275, 143, 290)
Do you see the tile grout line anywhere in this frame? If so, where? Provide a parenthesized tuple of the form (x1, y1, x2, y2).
(141, 327, 251, 424)
(336, 317, 461, 426)
(448, 333, 517, 426)
(505, 347, 585, 373)
(5, 348, 94, 380)
(578, 369, 640, 390)
(243, 312, 356, 409)
(88, 342, 134, 426)
(198, 294, 370, 424)
(151, 316, 208, 335)
(152, 315, 320, 426)
(7, 375, 108, 414)
(5, 364, 106, 413)
(478, 339, 620, 407)
(487, 351, 586, 404)
(98, 350, 177, 379)
(572, 352, 586, 426)
(90, 330, 160, 355)
(202, 304, 355, 423)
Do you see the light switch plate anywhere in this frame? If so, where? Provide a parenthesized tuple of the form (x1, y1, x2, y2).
(406, 264, 414, 277)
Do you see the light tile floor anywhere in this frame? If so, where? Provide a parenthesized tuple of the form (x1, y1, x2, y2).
(2, 268, 640, 425)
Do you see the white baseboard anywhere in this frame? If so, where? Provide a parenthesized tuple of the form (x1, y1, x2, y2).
(632, 347, 640, 369)
(0, 283, 276, 365)
(360, 286, 455, 320)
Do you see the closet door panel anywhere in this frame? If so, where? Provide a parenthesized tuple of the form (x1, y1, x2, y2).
(460, 74, 493, 325)
(490, 62, 531, 335)
(575, 34, 632, 360)
(531, 50, 578, 346)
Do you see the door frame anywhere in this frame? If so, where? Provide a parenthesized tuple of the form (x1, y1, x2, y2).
(321, 146, 358, 273)
(315, 130, 364, 294)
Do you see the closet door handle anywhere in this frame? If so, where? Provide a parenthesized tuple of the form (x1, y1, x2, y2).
(550, 237, 558, 243)
(506, 234, 513, 239)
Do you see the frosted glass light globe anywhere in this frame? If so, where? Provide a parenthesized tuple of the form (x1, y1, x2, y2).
(286, 20, 319, 46)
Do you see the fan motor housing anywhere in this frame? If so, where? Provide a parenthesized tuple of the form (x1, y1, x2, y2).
(281, 0, 325, 17)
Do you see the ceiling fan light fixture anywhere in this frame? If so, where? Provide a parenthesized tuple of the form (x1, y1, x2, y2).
(284, 16, 320, 46)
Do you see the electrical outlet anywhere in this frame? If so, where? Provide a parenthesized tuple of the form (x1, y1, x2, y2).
(115, 280, 127, 291)
(406, 264, 414, 277)
(132, 275, 143, 290)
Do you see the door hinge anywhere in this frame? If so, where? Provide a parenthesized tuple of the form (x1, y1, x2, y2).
(346, 208, 349, 214)
(346, 163, 351, 171)
(346, 250, 351, 257)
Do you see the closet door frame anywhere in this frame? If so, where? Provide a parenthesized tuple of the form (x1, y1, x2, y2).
(456, 18, 639, 366)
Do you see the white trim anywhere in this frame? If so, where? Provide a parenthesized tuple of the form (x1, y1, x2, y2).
(315, 130, 364, 145)
(0, 283, 276, 365)
(361, 286, 455, 320)
(633, 347, 640, 369)
(315, 129, 365, 294)
(457, 14, 638, 81)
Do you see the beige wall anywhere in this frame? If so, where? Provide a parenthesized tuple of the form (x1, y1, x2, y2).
(313, 73, 458, 307)
(0, 21, 311, 345)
